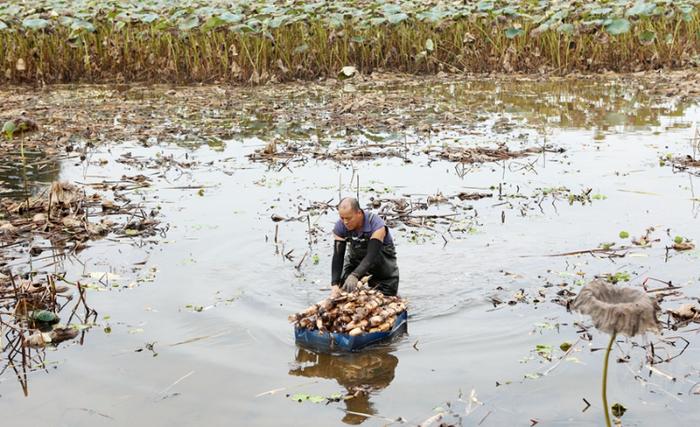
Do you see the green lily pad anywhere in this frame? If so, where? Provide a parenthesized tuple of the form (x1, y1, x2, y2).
(608, 271, 631, 284)
(599, 242, 615, 250)
(178, 15, 199, 31)
(535, 344, 553, 358)
(478, 1, 495, 12)
(505, 28, 525, 39)
(219, 12, 243, 24)
(590, 7, 613, 16)
(290, 393, 328, 403)
(557, 23, 574, 35)
(71, 19, 95, 33)
(638, 30, 656, 45)
(2, 120, 16, 138)
(605, 19, 631, 35)
(678, 4, 694, 15)
(626, 1, 656, 17)
(386, 12, 408, 25)
(139, 13, 160, 24)
(203, 16, 227, 31)
(22, 18, 50, 30)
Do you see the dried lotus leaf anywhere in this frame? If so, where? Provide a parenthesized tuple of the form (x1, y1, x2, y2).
(62, 217, 82, 228)
(33, 213, 47, 224)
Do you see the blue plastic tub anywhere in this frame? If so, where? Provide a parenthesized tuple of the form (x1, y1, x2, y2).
(294, 310, 408, 352)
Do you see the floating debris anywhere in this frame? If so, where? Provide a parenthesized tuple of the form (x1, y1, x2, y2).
(25, 327, 80, 349)
(427, 145, 564, 163)
(0, 180, 163, 264)
(0, 270, 96, 395)
(672, 237, 695, 251)
(668, 303, 700, 324)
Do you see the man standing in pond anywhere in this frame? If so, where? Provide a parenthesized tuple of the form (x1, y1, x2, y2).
(331, 197, 399, 296)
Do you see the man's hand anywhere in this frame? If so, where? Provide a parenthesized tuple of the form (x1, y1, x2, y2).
(342, 274, 359, 292)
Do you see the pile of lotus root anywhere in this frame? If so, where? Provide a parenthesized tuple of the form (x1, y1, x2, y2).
(289, 281, 407, 336)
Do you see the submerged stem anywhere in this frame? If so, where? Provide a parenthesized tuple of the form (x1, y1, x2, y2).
(602, 332, 617, 427)
(20, 138, 30, 213)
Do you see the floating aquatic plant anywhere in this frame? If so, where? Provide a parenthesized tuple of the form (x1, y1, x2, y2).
(571, 279, 660, 427)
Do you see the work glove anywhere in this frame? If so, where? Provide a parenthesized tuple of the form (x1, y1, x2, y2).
(342, 274, 359, 293)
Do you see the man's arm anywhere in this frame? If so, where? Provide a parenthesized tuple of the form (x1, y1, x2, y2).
(370, 227, 386, 242)
(331, 233, 346, 286)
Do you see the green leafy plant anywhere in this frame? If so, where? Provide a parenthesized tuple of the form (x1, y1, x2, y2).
(606, 271, 631, 284)
(1, 1, 699, 83)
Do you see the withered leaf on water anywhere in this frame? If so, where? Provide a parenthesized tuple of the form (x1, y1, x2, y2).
(672, 241, 695, 251)
(668, 303, 700, 321)
(25, 327, 79, 348)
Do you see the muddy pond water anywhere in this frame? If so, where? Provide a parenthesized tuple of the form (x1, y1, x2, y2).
(1, 77, 700, 426)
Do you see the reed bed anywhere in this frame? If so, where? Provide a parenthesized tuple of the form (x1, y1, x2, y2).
(1, 0, 699, 84)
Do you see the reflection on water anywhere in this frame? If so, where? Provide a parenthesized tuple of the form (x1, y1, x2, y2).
(2, 79, 699, 425)
(435, 80, 690, 131)
(235, 79, 695, 143)
(289, 347, 398, 425)
(0, 271, 96, 396)
(0, 149, 61, 198)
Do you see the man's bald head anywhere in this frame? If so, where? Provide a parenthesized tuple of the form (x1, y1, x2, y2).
(338, 197, 363, 231)
(338, 197, 361, 213)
